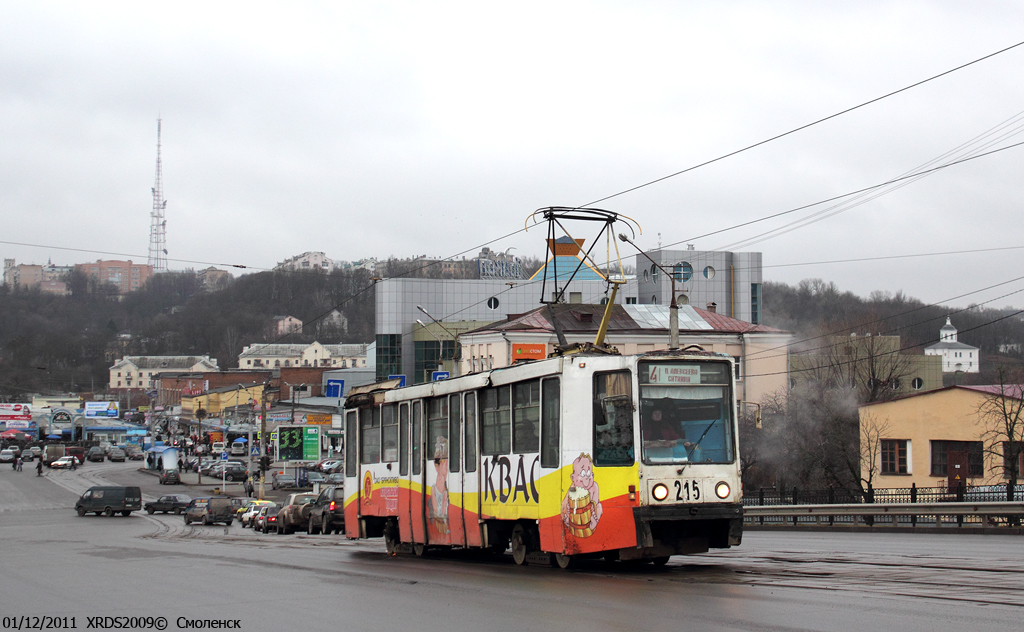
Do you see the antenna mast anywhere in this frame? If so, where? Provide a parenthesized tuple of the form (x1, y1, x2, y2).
(147, 119, 168, 273)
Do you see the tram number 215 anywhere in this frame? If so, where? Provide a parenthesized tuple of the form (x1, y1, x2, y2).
(674, 479, 702, 502)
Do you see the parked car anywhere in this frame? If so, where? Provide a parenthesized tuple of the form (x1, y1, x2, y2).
(159, 469, 181, 485)
(324, 473, 345, 485)
(274, 493, 317, 534)
(126, 447, 144, 461)
(229, 442, 247, 456)
(307, 486, 345, 534)
(239, 500, 276, 528)
(212, 441, 226, 455)
(51, 456, 77, 469)
(0, 449, 16, 463)
(145, 494, 191, 514)
(306, 471, 327, 486)
(27, 446, 42, 459)
(107, 448, 127, 462)
(183, 497, 234, 526)
(75, 486, 142, 517)
(271, 471, 300, 490)
(208, 462, 248, 481)
(87, 447, 106, 462)
(254, 506, 278, 533)
(5, 445, 22, 457)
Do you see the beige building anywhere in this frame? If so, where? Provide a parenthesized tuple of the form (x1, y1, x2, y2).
(859, 385, 1024, 489)
(458, 304, 792, 406)
(271, 315, 303, 336)
(109, 355, 219, 391)
(181, 383, 266, 420)
(238, 342, 368, 370)
(75, 259, 153, 294)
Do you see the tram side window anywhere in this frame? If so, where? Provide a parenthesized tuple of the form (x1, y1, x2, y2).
(513, 380, 540, 453)
(427, 397, 449, 460)
(399, 403, 409, 475)
(382, 404, 398, 462)
(449, 394, 461, 473)
(464, 392, 477, 472)
(360, 406, 381, 464)
(481, 386, 511, 455)
(593, 371, 635, 466)
(412, 401, 422, 475)
(345, 410, 357, 475)
(541, 377, 560, 468)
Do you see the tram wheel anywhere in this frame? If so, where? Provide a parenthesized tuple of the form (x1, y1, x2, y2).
(652, 556, 670, 567)
(553, 553, 575, 570)
(511, 524, 529, 566)
(412, 543, 426, 557)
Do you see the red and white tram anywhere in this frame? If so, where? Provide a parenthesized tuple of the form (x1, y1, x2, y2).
(342, 347, 743, 567)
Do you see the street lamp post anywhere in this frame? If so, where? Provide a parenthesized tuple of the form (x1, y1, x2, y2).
(618, 234, 679, 350)
(416, 305, 461, 376)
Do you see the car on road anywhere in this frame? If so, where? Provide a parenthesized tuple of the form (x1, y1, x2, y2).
(307, 486, 345, 535)
(145, 494, 191, 514)
(239, 500, 276, 528)
(51, 456, 77, 469)
(87, 447, 106, 462)
(75, 486, 142, 517)
(27, 446, 42, 460)
(324, 473, 345, 485)
(229, 442, 247, 456)
(159, 469, 181, 485)
(20, 450, 34, 462)
(126, 447, 144, 460)
(274, 493, 317, 534)
(108, 448, 126, 462)
(208, 462, 248, 481)
(65, 446, 85, 464)
(1, 449, 17, 463)
(254, 506, 278, 533)
(183, 497, 234, 526)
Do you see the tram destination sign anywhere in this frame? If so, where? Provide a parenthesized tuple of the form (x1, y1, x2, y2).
(646, 364, 700, 385)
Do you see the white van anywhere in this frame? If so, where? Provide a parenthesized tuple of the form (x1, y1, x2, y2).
(212, 441, 226, 455)
(229, 442, 247, 456)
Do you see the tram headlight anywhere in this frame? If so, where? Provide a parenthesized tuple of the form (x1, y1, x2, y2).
(715, 482, 731, 499)
(652, 483, 669, 502)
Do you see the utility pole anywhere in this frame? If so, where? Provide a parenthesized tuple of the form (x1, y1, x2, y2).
(259, 388, 268, 501)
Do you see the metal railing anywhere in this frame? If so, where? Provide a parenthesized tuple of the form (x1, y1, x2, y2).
(744, 501, 1024, 528)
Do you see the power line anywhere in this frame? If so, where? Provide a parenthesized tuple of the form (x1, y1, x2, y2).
(580, 39, 1024, 207)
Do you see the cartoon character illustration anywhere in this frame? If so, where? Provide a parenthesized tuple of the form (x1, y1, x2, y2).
(561, 453, 603, 537)
(429, 436, 450, 534)
(363, 471, 373, 501)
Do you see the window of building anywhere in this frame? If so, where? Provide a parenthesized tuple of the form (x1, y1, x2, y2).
(625, 297, 637, 304)
(912, 377, 923, 390)
(703, 266, 716, 279)
(732, 356, 742, 380)
(750, 283, 761, 325)
(674, 262, 692, 282)
(931, 440, 984, 477)
(569, 292, 582, 304)
(677, 294, 689, 305)
(881, 439, 908, 474)
(650, 265, 659, 281)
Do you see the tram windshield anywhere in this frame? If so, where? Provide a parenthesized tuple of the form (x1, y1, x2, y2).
(638, 361, 735, 465)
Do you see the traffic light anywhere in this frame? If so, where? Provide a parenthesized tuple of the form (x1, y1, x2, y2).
(259, 455, 271, 472)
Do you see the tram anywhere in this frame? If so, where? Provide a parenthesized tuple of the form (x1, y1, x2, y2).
(342, 346, 743, 567)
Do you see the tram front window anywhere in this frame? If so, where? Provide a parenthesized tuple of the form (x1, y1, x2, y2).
(638, 361, 735, 465)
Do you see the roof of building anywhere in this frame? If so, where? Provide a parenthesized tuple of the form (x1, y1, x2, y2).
(925, 341, 978, 351)
(860, 384, 1024, 408)
(238, 343, 368, 358)
(110, 356, 218, 371)
(466, 304, 783, 337)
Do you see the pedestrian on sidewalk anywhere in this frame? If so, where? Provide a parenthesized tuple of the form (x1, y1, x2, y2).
(16, 456, 23, 472)
(36, 459, 43, 476)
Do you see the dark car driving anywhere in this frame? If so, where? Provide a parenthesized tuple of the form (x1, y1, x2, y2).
(307, 485, 345, 534)
(145, 494, 191, 514)
(183, 497, 234, 526)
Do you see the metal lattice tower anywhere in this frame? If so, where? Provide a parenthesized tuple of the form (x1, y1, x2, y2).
(147, 119, 168, 272)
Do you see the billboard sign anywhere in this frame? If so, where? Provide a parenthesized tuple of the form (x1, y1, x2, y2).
(0, 403, 32, 421)
(305, 414, 332, 425)
(276, 425, 320, 462)
(511, 343, 546, 362)
(85, 402, 120, 418)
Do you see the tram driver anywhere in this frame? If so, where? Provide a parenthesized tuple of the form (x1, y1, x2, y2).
(643, 406, 697, 462)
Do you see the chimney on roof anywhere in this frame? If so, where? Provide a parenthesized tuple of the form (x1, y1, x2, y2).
(706, 302, 717, 313)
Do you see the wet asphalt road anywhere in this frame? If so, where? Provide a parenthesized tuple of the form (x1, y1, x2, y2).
(1, 461, 1022, 631)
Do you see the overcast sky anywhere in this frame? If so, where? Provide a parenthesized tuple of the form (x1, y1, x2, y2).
(2, 1, 1023, 311)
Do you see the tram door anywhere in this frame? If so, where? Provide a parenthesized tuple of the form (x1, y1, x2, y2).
(446, 394, 465, 546)
(424, 397, 452, 546)
(461, 391, 484, 547)
(404, 401, 426, 544)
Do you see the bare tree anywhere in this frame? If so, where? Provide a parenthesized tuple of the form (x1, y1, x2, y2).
(858, 413, 891, 493)
(977, 366, 1024, 501)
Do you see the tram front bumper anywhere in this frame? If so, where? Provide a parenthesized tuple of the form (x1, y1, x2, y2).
(632, 503, 743, 550)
